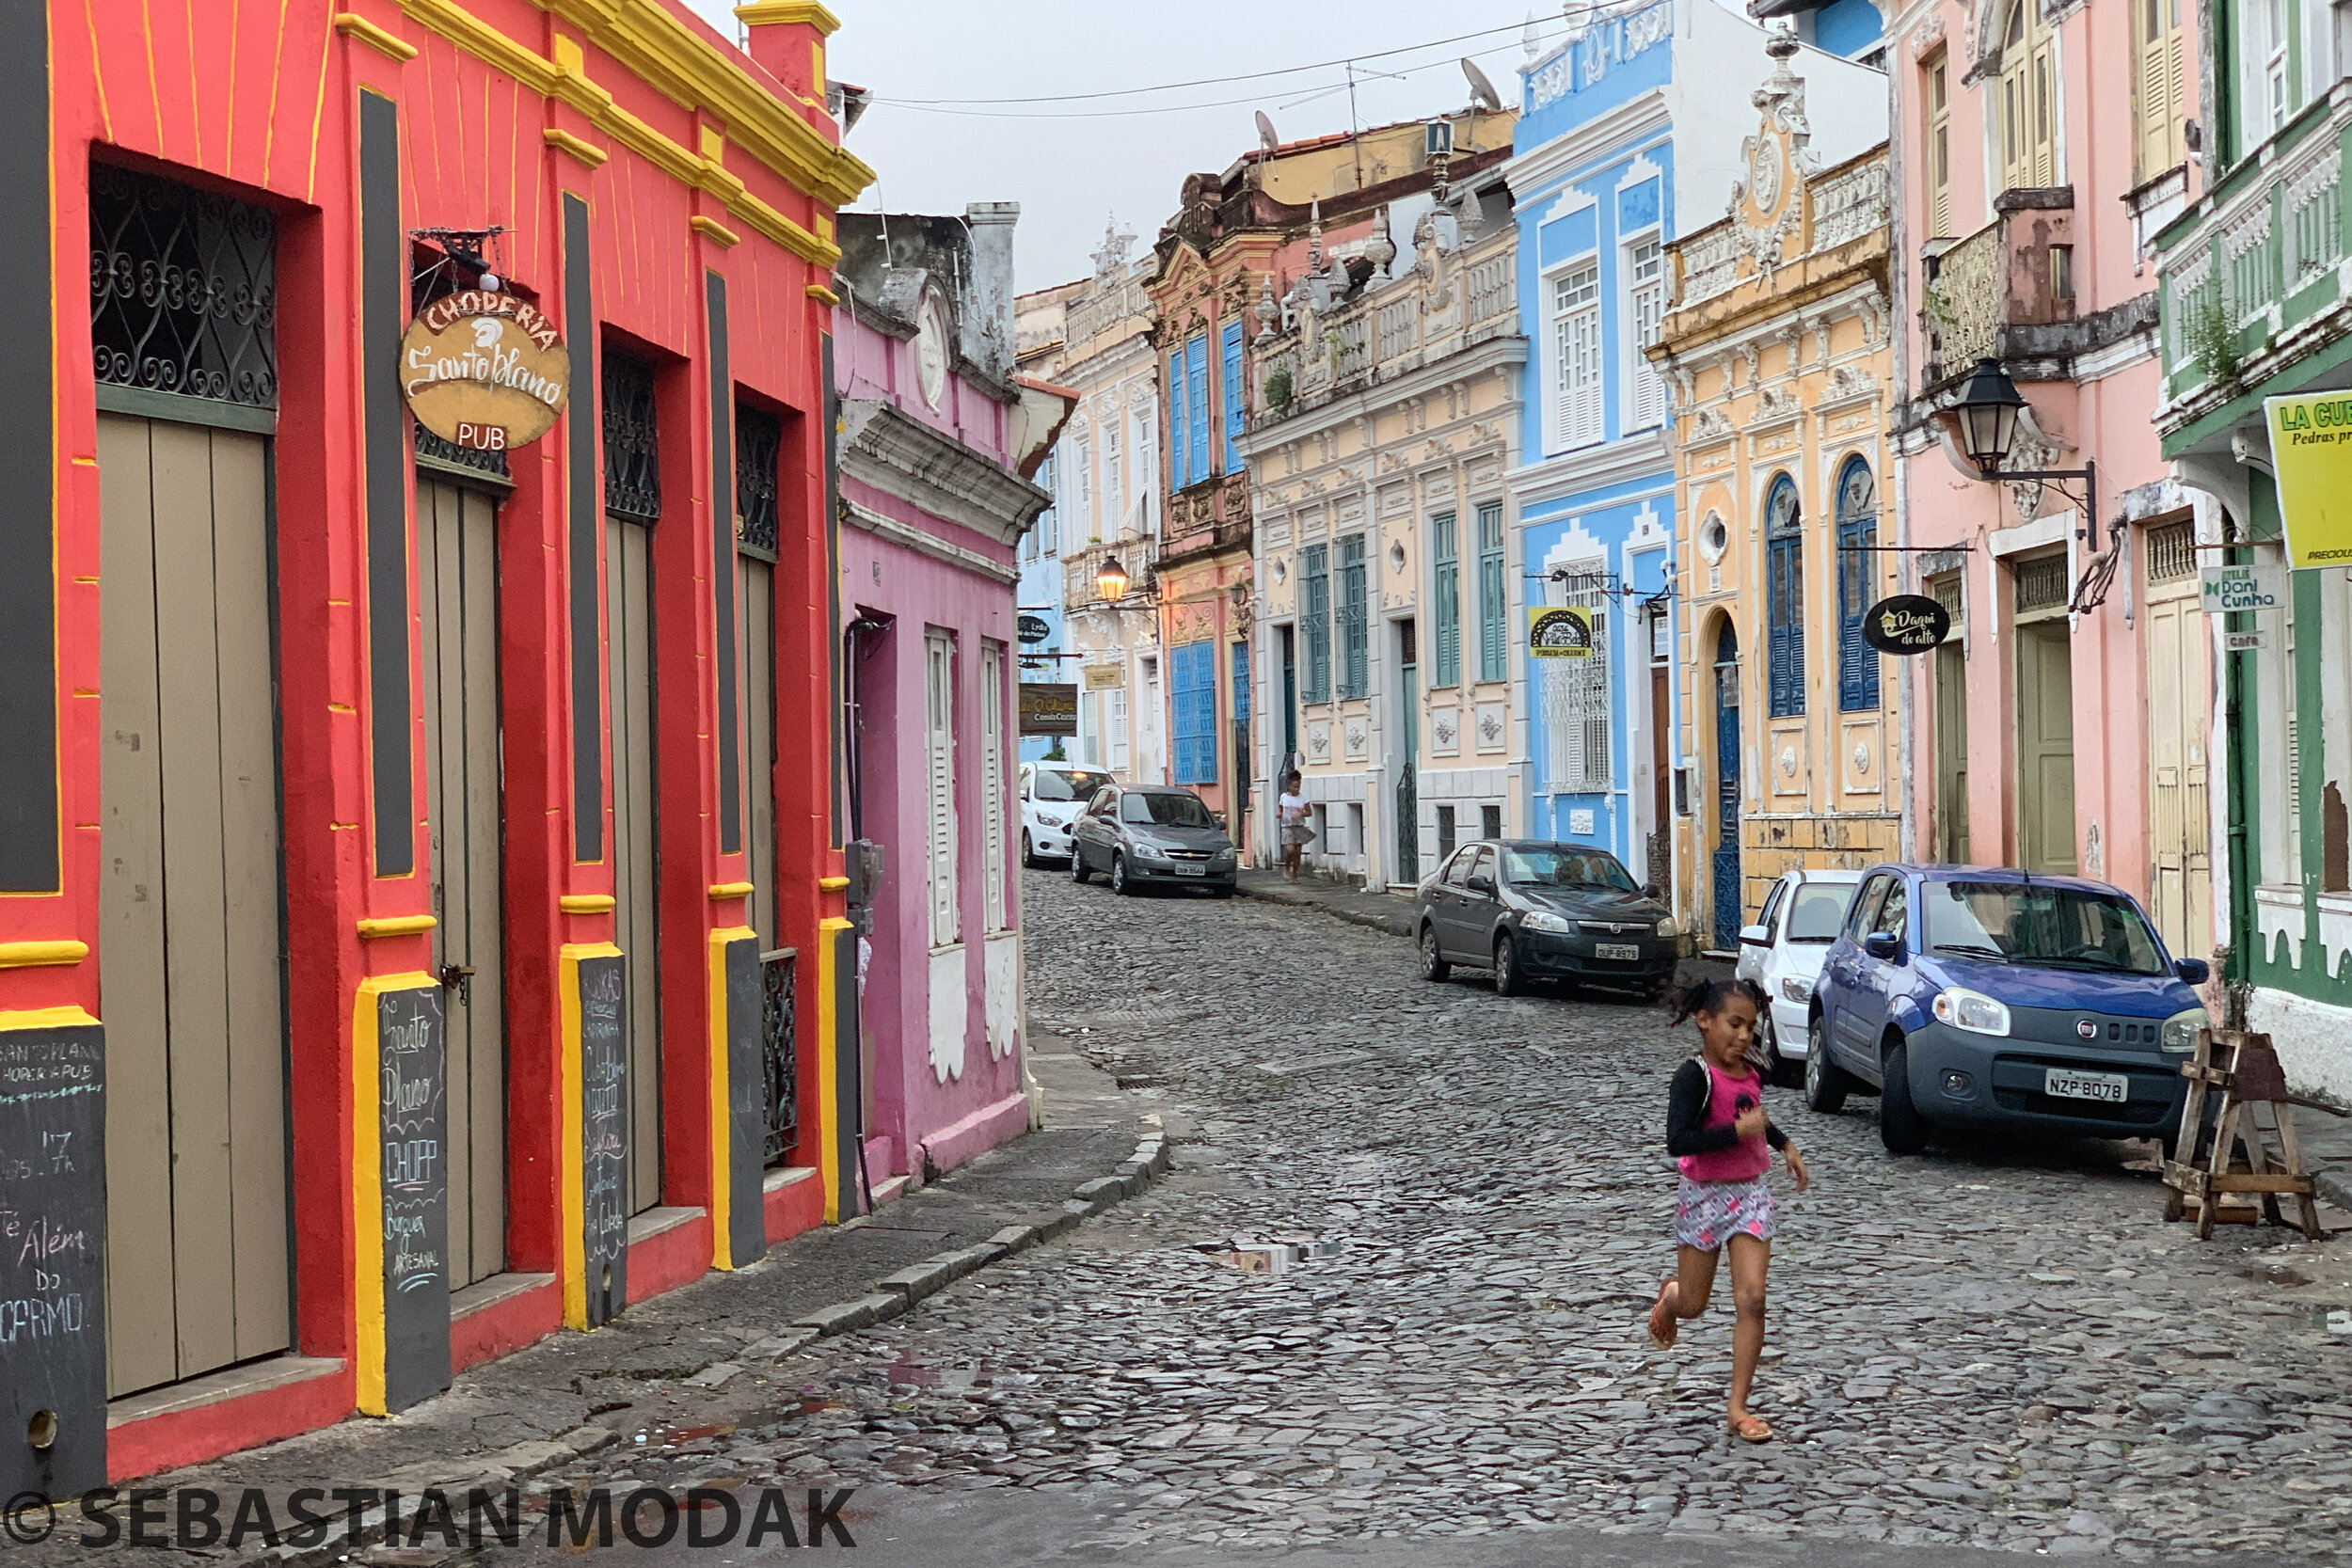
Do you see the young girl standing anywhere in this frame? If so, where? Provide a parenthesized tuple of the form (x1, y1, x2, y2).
(1645, 976, 1809, 1443)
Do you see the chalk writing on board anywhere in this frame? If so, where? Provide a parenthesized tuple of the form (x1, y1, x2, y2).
(380, 990, 447, 1298)
(580, 958, 628, 1311)
(0, 1022, 107, 1496)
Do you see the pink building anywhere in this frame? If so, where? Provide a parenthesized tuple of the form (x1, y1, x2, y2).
(1873, 0, 2212, 957)
(833, 206, 1071, 1198)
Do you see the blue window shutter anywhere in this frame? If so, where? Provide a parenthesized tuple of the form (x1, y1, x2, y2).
(1232, 641, 1250, 726)
(1168, 349, 1188, 491)
(1766, 477, 1805, 719)
(1221, 323, 1246, 474)
(1836, 459, 1881, 712)
(1172, 641, 1217, 784)
(1185, 336, 1211, 485)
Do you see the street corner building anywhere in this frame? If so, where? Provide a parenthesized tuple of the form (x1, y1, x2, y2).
(0, 0, 878, 1500)
(832, 207, 1068, 1199)
(1648, 33, 1898, 952)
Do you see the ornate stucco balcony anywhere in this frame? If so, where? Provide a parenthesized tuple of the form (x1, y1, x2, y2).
(2153, 84, 2352, 446)
(1919, 190, 2077, 384)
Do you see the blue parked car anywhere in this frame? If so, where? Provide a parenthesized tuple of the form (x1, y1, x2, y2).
(1805, 864, 2211, 1155)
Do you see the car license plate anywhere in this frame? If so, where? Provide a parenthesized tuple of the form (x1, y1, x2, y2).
(1172, 863, 1204, 877)
(2044, 1067, 2129, 1103)
(1594, 942, 1641, 961)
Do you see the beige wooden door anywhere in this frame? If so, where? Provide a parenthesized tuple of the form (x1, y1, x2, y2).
(2144, 563, 2212, 955)
(735, 554, 777, 949)
(606, 514, 661, 1214)
(98, 414, 290, 1397)
(2016, 619, 2078, 874)
(1933, 641, 1971, 863)
(419, 481, 507, 1287)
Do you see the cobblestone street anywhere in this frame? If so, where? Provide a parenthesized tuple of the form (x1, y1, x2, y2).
(609, 870, 2352, 1561)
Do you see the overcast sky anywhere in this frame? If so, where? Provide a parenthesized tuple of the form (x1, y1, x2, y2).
(683, 1, 1567, 293)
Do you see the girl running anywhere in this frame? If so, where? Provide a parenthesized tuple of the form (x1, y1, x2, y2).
(1645, 975, 1809, 1444)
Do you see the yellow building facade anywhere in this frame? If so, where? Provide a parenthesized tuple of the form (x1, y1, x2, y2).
(1650, 43, 1899, 948)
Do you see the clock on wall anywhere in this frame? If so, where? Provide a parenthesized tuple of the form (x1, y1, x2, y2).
(916, 294, 949, 409)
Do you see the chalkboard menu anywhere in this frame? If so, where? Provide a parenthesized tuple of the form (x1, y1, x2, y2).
(377, 985, 451, 1412)
(578, 954, 628, 1325)
(723, 937, 764, 1268)
(0, 1020, 105, 1498)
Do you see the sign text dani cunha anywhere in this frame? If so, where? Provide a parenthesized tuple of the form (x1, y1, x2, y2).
(403, 291, 572, 452)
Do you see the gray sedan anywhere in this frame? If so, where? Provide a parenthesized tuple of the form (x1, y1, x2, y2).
(1069, 784, 1239, 896)
(1413, 839, 1678, 997)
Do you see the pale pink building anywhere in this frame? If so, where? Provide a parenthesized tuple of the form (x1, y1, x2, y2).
(1867, 0, 2213, 957)
(833, 205, 1072, 1196)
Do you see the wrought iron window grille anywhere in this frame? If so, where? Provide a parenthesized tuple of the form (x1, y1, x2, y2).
(736, 402, 782, 559)
(90, 163, 277, 409)
(760, 949, 799, 1165)
(603, 352, 662, 522)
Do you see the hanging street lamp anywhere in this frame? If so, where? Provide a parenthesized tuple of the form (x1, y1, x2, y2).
(1095, 554, 1129, 604)
(1941, 357, 2114, 610)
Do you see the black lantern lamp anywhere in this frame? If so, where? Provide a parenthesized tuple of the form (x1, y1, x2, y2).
(1950, 357, 2026, 480)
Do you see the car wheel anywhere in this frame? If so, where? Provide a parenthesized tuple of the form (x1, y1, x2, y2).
(1021, 830, 1038, 870)
(1762, 1014, 1802, 1089)
(1110, 852, 1133, 895)
(1210, 883, 1235, 899)
(1804, 1012, 1850, 1114)
(1418, 924, 1452, 982)
(1070, 844, 1089, 884)
(1492, 933, 1527, 997)
(1879, 1037, 1931, 1155)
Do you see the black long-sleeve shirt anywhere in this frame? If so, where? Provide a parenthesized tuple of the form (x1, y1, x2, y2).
(1665, 1056, 1788, 1158)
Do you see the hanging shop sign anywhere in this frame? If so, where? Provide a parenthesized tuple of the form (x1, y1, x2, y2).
(1018, 682, 1078, 736)
(2198, 561, 2288, 614)
(1861, 594, 1950, 655)
(401, 291, 572, 452)
(1529, 606, 1595, 657)
(2222, 627, 2271, 653)
(1082, 663, 1126, 690)
(2265, 393, 2352, 567)
(1017, 613, 1053, 645)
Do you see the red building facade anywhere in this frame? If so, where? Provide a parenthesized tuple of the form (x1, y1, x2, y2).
(0, 0, 872, 1497)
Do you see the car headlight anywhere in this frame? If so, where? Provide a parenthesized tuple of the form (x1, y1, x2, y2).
(1780, 974, 1814, 1006)
(1932, 986, 2011, 1037)
(1520, 911, 1573, 934)
(1655, 918, 1678, 938)
(2161, 1006, 2211, 1054)
(1131, 842, 1170, 862)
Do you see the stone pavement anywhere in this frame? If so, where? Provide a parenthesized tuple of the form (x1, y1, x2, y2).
(1235, 864, 1416, 937)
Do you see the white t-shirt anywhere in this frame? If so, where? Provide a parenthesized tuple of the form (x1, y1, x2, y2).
(1279, 792, 1308, 824)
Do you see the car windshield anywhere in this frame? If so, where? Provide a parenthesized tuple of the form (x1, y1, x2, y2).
(1120, 793, 1216, 829)
(1925, 880, 2168, 974)
(1502, 846, 1637, 892)
(1033, 768, 1111, 801)
(1786, 882, 1854, 942)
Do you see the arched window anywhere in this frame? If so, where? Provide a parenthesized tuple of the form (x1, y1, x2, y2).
(1997, 0, 2057, 192)
(1836, 457, 1881, 712)
(1765, 475, 1804, 718)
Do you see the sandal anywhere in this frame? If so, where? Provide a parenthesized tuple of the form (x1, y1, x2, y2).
(1727, 1414, 1774, 1444)
(1645, 1282, 1678, 1350)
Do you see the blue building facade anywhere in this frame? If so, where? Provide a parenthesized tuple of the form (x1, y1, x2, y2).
(1017, 444, 1068, 764)
(1504, 0, 1688, 895)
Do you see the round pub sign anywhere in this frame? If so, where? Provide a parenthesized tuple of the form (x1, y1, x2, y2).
(1861, 593, 1951, 656)
(401, 291, 571, 453)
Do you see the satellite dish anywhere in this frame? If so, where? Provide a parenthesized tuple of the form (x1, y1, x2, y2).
(1255, 110, 1279, 156)
(1462, 57, 1503, 114)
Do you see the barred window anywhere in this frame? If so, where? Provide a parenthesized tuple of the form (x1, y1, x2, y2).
(2145, 518, 2195, 582)
(1543, 566, 1612, 794)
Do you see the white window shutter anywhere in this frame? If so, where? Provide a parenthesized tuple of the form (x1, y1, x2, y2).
(926, 631, 960, 947)
(982, 643, 1007, 931)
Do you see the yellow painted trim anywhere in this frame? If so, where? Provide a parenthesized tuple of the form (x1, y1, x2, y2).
(707, 880, 755, 899)
(0, 1005, 100, 1031)
(0, 940, 88, 969)
(707, 926, 757, 1269)
(690, 214, 741, 248)
(558, 942, 623, 1329)
(334, 12, 419, 62)
(697, 123, 725, 163)
(805, 283, 839, 306)
(816, 914, 852, 1223)
(542, 127, 608, 168)
(818, 875, 849, 892)
(357, 914, 437, 939)
(398, 0, 872, 211)
(352, 972, 438, 1415)
(559, 894, 617, 913)
(734, 0, 840, 35)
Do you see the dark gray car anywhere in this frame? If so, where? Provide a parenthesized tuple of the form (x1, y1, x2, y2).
(1069, 784, 1238, 896)
(1412, 839, 1678, 997)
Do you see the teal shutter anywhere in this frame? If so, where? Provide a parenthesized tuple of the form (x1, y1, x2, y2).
(1338, 534, 1369, 698)
(1302, 545, 1331, 704)
(1221, 322, 1246, 474)
(1431, 514, 1460, 687)
(1171, 641, 1217, 784)
(1476, 502, 1506, 683)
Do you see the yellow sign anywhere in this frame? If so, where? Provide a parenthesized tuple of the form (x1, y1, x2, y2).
(402, 291, 572, 453)
(2265, 393, 2352, 566)
(1529, 606, 1595, 657)
(1082, 663, 1125, 690)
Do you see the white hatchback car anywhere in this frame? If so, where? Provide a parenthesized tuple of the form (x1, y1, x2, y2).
(1736, 867, 1866, 1085)
(1018, 763, 1115, 866)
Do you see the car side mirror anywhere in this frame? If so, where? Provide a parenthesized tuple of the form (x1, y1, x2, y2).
(1466, 874, 1497, 897)
(2175, 958, 2212, 986)
(1862, 931, 1902, 961)
(1738, 924, 1770, 946)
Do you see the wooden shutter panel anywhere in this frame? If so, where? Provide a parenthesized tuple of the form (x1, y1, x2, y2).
(1168, 350, 1188, 491)
(1221, 322, 1245, 474)
(926, 632, 959, 947)
(981, 643, 1006, 931)
(1185, 336, 1210, 485)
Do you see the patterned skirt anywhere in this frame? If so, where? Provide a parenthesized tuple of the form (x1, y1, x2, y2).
(1674, 1175, 1776, 1251)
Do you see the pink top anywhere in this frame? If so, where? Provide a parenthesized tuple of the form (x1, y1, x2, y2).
(1677, 1056, 1772, 1183)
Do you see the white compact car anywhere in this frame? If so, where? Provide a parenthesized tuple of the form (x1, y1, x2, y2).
(1736, 867, 1866, 1085)
(1018, 763, 1115, 866)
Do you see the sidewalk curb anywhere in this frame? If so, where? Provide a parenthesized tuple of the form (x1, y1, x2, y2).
(1235, 877, 1415, 939)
